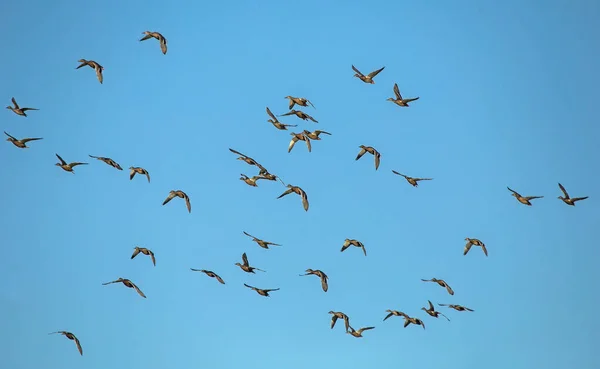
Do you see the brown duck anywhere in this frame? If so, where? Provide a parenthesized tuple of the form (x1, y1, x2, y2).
(266, 107, 297, 130)
(190, 268, 225, 284)
(55, 154, 88, 173)
(76, 59, 104, 84)
(4, 131, 42, 148)
(102, 278, 146, 298)
(278, 109, 318, 123)
(341, 238, 367, 256)
(240, 173, 268, 187)
(383, 310, 409, 321)
(300, 269, 329, 292)
(403, 316, 426, 330)
(6, 97, 39, 117)
(421, 278, 454, 295)
(228, 148, 268, 173)
(557, 183, 588, 206)
(89, 155, 122, 170)
(129, 166, 151, 182)
(352, 65, 385, 84)
(235, 252, 266, 273)
(131, 246, 156, 266)
(140, 31, 168, 55)
(392, 170, 432, 187)
(329, 311, 350, 332)
(356, 145, 381, 170)
(288, 132, 312, 153)
(439, 303, 474, 312)
(285, 96, 315, 110)
(464, 237, 488, 257)
(243, 283, 279, 297)
(421, 300, 450, 321)
(277, 184, 309, 211)
(387, 83, 419, 107)
(49, 331, 83, 355)
(507, 186, 543, 205)
(303, 130, 331, 140)
(347, 326, 375, 338)
(243, 231, 282, 249)
(162, 190, 191, 213)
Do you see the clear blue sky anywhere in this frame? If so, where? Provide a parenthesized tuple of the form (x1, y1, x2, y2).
(2, 1, 599, 368)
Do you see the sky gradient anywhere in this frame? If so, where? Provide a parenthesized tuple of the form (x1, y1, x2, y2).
(2, 1, 599, 369)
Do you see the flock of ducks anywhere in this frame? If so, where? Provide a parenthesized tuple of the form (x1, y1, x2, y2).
(6, 29, 591, 357)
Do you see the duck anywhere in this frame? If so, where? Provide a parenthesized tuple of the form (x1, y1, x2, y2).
(288, 132, 312, 153)
(55, 153, 88, 173)
(351, 65, 385, 84)
(48, 331, 83, 355)
(421, 278, 454, 295)
(299, 269, 329, 292)
(328, 311, 350, 332)
(383, 310, 409, 321)
(438, 303, 474, 312)
(162, 190, 191, 213)
(341, 238, 367, 256)
(131, 246, 156, 266)
(464, 237, 488, 256)
(4, 131, 42, 148)
(140, 31, 168, 54)
(387, 83, 419, 107)
(507, 186, 543, 205)
(277, 183, 309, 211)
(129, 166, 151, 182)
(190, 269, 225, 284)
(277, 109, 318, 123)
(6, 97, 39, 116)
(102, 278, 146, 298)
(88, 155, 122, 170)
(243, 231, 282, 249)
(266, 107, 297, 130)
(302, 130, 331, 140)
(76, 59, 104, 84)
(228, 148, 268, 173)
(243, 283, 279, 297)
(347, 326, 375, 337)
(391, 170, 432, 187)
(240, 173, 268, 187)
(403, 316, 426, 330)
(235, 252, 266, 273)
(285, 96, 315, 110)
(356, 145, 381, 170)
(557, 183, 588, 206)
(421, 300, 450, 321)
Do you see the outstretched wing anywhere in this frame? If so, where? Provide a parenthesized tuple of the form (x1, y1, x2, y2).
(55, 154, 67, 166)
(266, 107, 277, 120)
(367, 66, 385, 78)
(393, 83, 402, 99)
(558, 183, 569, 198)
(351, 65, 364, 77)
(162, 192, 176, 205)
(355, 148, 367, 161)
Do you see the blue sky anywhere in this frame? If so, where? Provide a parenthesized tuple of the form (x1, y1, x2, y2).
(2, 1, 599, 368)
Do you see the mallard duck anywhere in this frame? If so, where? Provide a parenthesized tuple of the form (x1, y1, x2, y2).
(129, 166, 150, 182)
(131, 246, 156, 266)
(4, 131, 42, 148)
(88, 155, 122, 170)
(6, 97, 39, 117)
(341, 238, 367, 256)
(48, 331, 83, 355)
(403, 316, 425, 330)
(356, 145, 381, 170)
(302, 130, 331, 140)
(391, 170, 432, 187)
(383, 310, 409, 321)
(277, 109, 318, 123)
(140, 31, 168, 55)
(557, 183, 588, 206)
(288, 132, 312, 153)
(464, 238, 487, 256)
(352, 65, 385, 84)
(235, 252, 266, 273)
(277, 184, 309, 211)
(243, 283, 279, 297)
(300, 269, 329, 292)
(285, 96, 315, 110)
(190, 268, 225, 284)
(328, 311, 350, 332)
(55, 154, 88, 173)
(240, 173, 268, 187)
(162, 190, 191, 213)
(266, 107, 297, 130)
(438, 303, 474, 312)
(347, 326, 375, 337)
(421, 300, 450, 321)
(102, 278, 146, 298)
(76, 59, 104, 84)
(421, 278, 454, 295)
(507, 186, 543, 205)
(387, 83, 419, 107)
(243, 231, 281, 249)
(228, 148, 268, 173)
